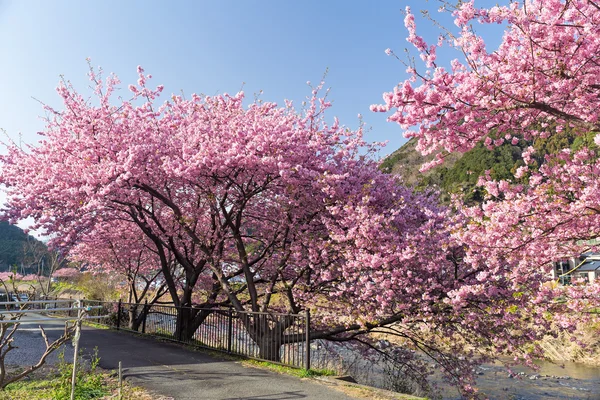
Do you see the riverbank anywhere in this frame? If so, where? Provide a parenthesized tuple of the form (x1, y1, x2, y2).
(537, 322, 600, 366)
(309, 331, 600, 400)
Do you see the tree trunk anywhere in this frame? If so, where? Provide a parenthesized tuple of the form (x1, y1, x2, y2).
(174, 307, 212, 342)
(127, 304, 139, 331)
(257, 333, 282, 362)
(127, 303, 150, 332)
(243, 314, 284, 362)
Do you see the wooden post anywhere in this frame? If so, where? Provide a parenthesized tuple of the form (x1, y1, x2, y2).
(118, 361, 123, 400)
(70, 300, 82, 400)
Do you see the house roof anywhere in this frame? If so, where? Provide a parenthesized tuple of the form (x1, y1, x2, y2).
(578, 260, 600, 272)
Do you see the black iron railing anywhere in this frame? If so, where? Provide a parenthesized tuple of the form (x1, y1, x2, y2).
(80, 299, 311, 369)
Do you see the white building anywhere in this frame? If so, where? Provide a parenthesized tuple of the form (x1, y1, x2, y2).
(553, 253, 600, 283)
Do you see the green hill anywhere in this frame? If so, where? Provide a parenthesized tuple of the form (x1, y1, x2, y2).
(0, 221, 47, 272)
(382, 131, 597, 204)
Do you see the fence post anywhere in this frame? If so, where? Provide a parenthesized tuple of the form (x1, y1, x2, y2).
(70, 300, 82, 400)
(227, 307, 233, 353)
(176, 306, 183, 342)
(116, 299, 122, 330)
(305, 309, 311, 370)
(141, 300, 148, 334)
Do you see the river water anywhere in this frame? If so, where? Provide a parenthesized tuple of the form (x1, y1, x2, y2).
(442, 359, 600, 400)
(311, 342, 600, 399)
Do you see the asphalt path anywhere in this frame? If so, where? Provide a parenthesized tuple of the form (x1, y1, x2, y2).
(7, 315, 75, 366)
(20, 317, 359, 400)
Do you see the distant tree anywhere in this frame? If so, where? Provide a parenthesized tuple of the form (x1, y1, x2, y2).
(0, 273, 19, 281)
(41, 250, 68, 295)
(21, 237, 46, 274)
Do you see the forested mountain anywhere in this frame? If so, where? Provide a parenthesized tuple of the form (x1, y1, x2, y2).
(0, 221, 47, 272)
(382, 131, 597, 204)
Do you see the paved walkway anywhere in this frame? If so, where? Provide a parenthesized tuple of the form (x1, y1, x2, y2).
(36, 321, 359, 400)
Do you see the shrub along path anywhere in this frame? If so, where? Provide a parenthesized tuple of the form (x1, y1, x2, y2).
(34, 319, 375, 400)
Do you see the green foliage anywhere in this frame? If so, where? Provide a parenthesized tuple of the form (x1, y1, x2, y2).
(570, 131, 598, 152)
(379, 151, 406, 174)
(1, 349, 150, 400)
(51, 281, 78, 293)
(385, 130, 598, 204)
(77, 274, 118, 300)
(53, 273, 118, 301)
(1, 350, 107, 400)
(298, 367, 337, 378)
(409, 141, 523, 204)
(0, 379, 53, 400)
(50, 348, 107, 400)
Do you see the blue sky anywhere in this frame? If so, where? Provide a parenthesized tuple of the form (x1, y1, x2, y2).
(0, 0, 503, 160)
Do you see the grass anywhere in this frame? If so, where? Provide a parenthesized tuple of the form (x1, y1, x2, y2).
(242, 360, 427, 400)
(82, 321, 110, 330)
(0, 372, 155, 400)
(0, 366, 157, 400)
(242, 359, 336, 378)
(50, 281, 79, 294)
(0, 349, 158, 400)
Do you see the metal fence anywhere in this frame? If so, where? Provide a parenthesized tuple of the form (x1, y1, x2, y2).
(0, 297, 90, 319)
(0, 298, 107, 323)
(80, 300, 311, 369)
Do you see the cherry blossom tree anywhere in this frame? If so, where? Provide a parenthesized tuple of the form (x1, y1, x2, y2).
(20, 274, 38, 282)
(0, 66, 365, 342)
(52, 268, 81, 279)
(375, 0, 600, 266)
(374, 0, 600, 169)
(0, 273, 21, 282)
(69, 219, 181, 331)
(375, 1, 600, 390)
(0, 63, 565, 396)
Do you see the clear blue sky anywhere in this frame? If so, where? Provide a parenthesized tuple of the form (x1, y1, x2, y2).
(0, 0, 503, 159)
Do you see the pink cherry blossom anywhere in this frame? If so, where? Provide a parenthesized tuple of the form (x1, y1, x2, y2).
(375, 0, 600, 166)
(53, 268, 81, 278)
(375, 0, 600, 393)
(0, 60, 583, 395)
